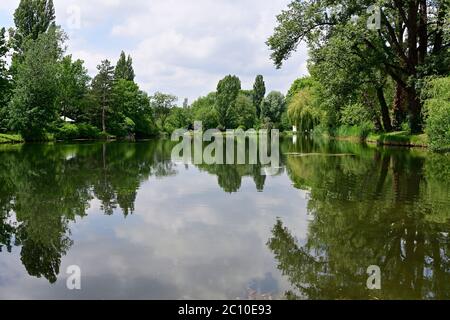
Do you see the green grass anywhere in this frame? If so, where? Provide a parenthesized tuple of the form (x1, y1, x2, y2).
(0, 133, 24, 144)
(367, 131, 428, 147)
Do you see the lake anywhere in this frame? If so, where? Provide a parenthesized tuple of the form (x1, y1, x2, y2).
(1, 137, 450, 300)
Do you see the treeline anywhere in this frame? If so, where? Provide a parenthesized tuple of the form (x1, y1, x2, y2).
(173, 74, 289, 133)
(268, 0, 450, 151)
(0, 0, 163, 141)
(0, 0, 291, 143)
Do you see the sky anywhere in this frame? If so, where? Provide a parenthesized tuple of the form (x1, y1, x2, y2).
(0, 0, 308, 103)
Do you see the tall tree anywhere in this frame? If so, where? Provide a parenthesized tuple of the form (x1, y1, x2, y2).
(92, 60, 115, 133)
(0, 28, 10, 132)
(252, 75, 266, 118)
(267, 0, 450, 133)
(114, 51, 135, 81)
(10, 0, 56, 72)
(216, 75, 241, 130)
(8, 27, 63, 140)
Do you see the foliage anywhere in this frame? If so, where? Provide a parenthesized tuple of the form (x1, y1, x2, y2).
(267, 0, 450, 133)
(114, 51, 135, 81)
(260, 91, 286, 126)
(423, 76, 450, 151)
(216, 75, 241, 130)
(252, 75, 266, 117)
(340, 103, 375, 127)
(287, 86, 323, 132)
(91, 60, 115, 132)
(334, 124, 374, 141)
(57, 55, 90, 122)
(8, 27, 64, 141)
(190, 92, 218, 130)
(151, 92, 178, 131)
(235, 93, 257, 130)
(0, 28, 11, 132)
(165, 107, 192, 133)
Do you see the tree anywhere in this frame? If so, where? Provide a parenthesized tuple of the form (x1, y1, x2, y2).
(151, 92, 177, 130)
(267, 0, 450, 133)
(0, 28, 11, 132)
(190, 92, 218, 130)
(57, 55, 90, 122)
(8, 27, 63, 140)
(261, 91, 286, 126)
(10, 0, 56, 75)
(216, 75, 241, 130)
(114, 51, 135, 81)
(111, 79, 154, 137)
(252, 75, 266, 118)
(288, 88, 323, 132)
(92, 60, 115, 133)
(235, 93, 257, 129)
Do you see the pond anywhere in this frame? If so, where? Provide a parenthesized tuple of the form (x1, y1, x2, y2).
(1, 137, 450, 300)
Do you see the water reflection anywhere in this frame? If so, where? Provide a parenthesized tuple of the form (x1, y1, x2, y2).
(1, 138, 450, 299)
(269, 138, 450, 299)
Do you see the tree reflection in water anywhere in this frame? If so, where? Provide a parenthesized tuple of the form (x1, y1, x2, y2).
(268, 138, 450, 299)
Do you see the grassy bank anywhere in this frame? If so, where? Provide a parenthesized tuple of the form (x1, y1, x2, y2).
(0, 133, 24, 144)
(325, 127, 429, 148)
(367, 131, 428, 148)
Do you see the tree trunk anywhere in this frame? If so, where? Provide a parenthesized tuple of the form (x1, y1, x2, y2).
(392, 82, 406, 130)
(406, 86, 422, 133)
(102, 94, 106, 133)
(376, 87, 393, 132)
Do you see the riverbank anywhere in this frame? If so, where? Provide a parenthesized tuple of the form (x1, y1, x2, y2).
(327, 131, 429, 148)
(0, 130, 432, 150)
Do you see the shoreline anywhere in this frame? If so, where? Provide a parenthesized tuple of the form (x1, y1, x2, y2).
(0, 130, 433, 150)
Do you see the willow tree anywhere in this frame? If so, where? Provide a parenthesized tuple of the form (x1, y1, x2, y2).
(268, 0, 450, 133)
(288, 88, 324, 132)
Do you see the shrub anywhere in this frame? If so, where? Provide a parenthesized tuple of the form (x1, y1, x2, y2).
(55, 123, 79, 140)
(55, 123, 101, 140)
(423, 76, 450, 151)
(335, 122, 373, 140)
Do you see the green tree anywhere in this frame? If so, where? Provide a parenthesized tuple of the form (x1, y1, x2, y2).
(261, 91, 286, 126)
(165, 107, 192, 133)
(92, 60, 115, 133)
(57, 55, 90, 122)
(111, 79, 154, 137)
(216, 75, 241, 130)
(267, 0, 450, 133)
(287, 88, 323, 132)
(0, 28, 11, 132)
(190, 92, 218, 130)
(235, 93, 257, 129)
(423, 76, 450, 151)
(252, 75, 266, 118)
(10, 0, 56, 75)
(9, 27, 64, 140)
(114, 51, 135, 81)
(151, 92, 178, 130)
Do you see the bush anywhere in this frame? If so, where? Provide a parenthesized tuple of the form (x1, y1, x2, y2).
(55, 123, 101, 140)
(423, 77, 450, 151)
(335, 123, 373, 140)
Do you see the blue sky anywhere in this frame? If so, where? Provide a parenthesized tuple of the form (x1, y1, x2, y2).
(0, 0, 308, 102)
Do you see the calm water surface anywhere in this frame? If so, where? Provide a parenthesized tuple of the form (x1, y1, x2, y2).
(1, 137, 450, 300)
